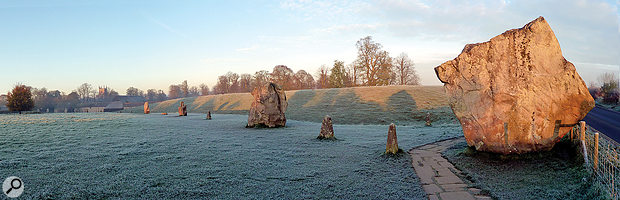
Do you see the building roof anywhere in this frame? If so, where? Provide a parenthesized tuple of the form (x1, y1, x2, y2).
(113, 96, 146, 103)
(105, 101, 124, 110)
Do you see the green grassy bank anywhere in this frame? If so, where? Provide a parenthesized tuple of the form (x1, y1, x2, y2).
(124, 85, 457, 126)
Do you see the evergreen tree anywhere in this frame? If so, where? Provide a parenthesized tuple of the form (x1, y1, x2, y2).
(329, 60, 348, 88)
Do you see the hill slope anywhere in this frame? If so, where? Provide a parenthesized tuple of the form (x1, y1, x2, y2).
(125, 85, 456, 125)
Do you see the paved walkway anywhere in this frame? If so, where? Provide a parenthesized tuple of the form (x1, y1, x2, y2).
(409, 138, 492, 200)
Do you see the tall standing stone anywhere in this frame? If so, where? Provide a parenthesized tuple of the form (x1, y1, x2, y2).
(144, 102, 150, 114)
(434, 17, 595, 154)
(206, 111, 212, 120)
(246, 82, 287, 128)
(178, 101, 187, 116)
(386, 123, 400, 154)
(318, 115, 334, 139)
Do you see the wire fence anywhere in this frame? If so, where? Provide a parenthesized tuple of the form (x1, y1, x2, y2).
(575, 122, 620, 200)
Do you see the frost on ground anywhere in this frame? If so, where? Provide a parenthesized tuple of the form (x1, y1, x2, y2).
(123, 86, 457, 126)
(442, 140, 607, 200)
(0, 113, 462, 199)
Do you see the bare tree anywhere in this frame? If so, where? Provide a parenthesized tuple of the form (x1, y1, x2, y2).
(227, 72, 240, 93)
(316, 65, 330, 89)
(252, 70, 271, 89)
(168, 85, 182, 99)
(32, 87, 48, 109)
(156, 90, 167, 101)
(189, 86, 200, 96)
(345, 63, 359, 87)
(146, 89, 157, 101)
(271, 65, 295, 90)
(393, 52, 420, 85)
(239, 74, 253, 92)
(77, 83, 93, 101)
(180, 80, 189, 97)
(598, 72, 619, 104)
(32, 87, 60, 111)
(199, 84, 210, 96)
(213, 75, 230, 94)
(293, 70, 315, 90)
(126, 87, 144, 97)
(354, 36, 393, 86)
(599, 72, 619, 92)
(109, 90, 119, 98)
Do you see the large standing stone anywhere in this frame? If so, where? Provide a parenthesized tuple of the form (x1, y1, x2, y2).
(246, 82, 287, 128)
(318, 115, 334, 139)
(178, 101, 187, 116)
(144, 102, 150, 114)
(206, 111, 212, 120)
(434, 17, 595, 154)
(386, 123, 400, 154)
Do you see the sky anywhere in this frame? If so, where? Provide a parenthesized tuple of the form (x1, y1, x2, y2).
(1, 0, 619, 95)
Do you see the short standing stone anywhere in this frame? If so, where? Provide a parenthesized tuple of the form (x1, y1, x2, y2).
(386, 123, 400, 154)
(206, 111, 212, 120)
(178, 101, 187, 116)
(318, 115, 334, 139)
(425, 112, 432, 127)
(144, 102, 150, 114)
(434, 17, 594, 154)
(246, 82, 287, 128)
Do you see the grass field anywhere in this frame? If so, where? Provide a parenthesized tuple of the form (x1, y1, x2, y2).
(0, 113, 462, 199)
(125, 85, 456, 126)
(442, 138, 608, 200)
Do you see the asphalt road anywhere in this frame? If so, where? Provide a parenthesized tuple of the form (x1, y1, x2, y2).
(583, 106, 620, 144)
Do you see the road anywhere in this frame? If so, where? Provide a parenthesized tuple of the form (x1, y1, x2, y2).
(583, 106, 620, 144)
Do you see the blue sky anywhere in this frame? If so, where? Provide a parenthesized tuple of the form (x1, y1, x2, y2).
(1, 0, 619, 94)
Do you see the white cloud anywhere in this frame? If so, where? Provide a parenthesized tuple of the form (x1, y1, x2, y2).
(279, 0, 370, 22)
(317, 23, 384, 34)
(235, 45, 259, 52)
(274, 0, 619, 85)
(574, 62, 620, 71)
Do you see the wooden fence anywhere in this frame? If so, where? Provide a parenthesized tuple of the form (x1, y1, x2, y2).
(574, 121, 619, 199)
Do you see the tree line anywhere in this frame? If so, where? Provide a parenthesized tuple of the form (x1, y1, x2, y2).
(589, 72, 619, 104)
(3, 36, 420, 112)
(212, 36, 420, 94)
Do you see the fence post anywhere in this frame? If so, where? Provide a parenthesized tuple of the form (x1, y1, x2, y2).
(580, 121, 586, 142)
(594, 132, 599, 170)
(580, 121, 589, 165)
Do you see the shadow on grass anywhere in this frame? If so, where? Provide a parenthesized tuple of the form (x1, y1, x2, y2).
(131, 87, 457, 125)
(287, 88, 429, 125)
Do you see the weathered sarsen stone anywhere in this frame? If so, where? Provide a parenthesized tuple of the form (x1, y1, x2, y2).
(318, 115, 334, 139)
(434, 17, 594, 154)
(246, 82, 287, 128)
(144, 102, 150, 114)
(178, 101, 187, 116)
(385, 123, 400, 154)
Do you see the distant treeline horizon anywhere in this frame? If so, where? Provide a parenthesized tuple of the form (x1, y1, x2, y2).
(1, 36, 421, 111)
